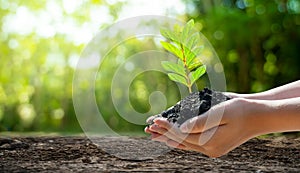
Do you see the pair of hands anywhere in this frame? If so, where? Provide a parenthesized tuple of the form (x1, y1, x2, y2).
(145, 95, 266, 158)
(146, 81, 300, 157)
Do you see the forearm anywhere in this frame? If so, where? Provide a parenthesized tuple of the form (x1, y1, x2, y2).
(234, 80, 300, 100)
(247, 97, 300, 136)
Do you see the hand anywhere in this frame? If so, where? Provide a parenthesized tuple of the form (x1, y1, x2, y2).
(146, 81, 300, 157)
(145, 98, 264, 158)
(222, 92, 241, 99)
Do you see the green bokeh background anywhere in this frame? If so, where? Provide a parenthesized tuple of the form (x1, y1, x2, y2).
(0, 0, 299, 134)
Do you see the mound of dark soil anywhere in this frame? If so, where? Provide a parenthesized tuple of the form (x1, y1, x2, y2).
(147, 88, 231, 125)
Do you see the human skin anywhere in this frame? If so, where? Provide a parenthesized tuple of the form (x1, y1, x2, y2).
(225, 80, 300, 100)
(145, 80, 300, 158)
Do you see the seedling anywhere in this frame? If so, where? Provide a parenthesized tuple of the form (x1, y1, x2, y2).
(147, 20, 230, 126)
(160, 19, 206, 93)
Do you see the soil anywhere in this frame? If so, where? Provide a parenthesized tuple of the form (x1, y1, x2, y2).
(147, 88, 231, 125)
(0, 135, 299, 172)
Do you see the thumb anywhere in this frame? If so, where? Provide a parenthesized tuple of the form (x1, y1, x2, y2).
(180, 104, 226, 133)
(179, 114, 208, 133)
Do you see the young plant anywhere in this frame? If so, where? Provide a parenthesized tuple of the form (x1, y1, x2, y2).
(160, 19, 206, 93)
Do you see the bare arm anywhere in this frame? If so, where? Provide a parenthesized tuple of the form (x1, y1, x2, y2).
(225, 80, 300, 100)
(251, 97, 300, 134)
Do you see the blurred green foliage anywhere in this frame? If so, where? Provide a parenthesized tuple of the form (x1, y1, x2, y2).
(0, 0, 299, 133)
(184, 0, 300, 92)
(0, 0, 126, 132)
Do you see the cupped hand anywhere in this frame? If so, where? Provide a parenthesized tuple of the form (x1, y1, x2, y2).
(145, 98, 263, 158)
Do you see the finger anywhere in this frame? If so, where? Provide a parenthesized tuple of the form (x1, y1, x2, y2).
(145, 125, 167, 139)
(156, 136, 202, 152)
(146, 115, 161, 124)
(165, 139, 186, 149)
(144, 126, 156, 134)
(145, 125, 164, 134)
(169, 126, 228, 157)
(152, 121, 233, 157)
(154, 118, 190, 137)
(151, 132, 169, 142)
(180, 103, 227, 133)
(153, 116, 221, 145)
(149, 123, 206, 146)
(149, 128, 208, 154)
(146, 129, 171, 143)
(150, 131, 186, 148)
(149, 131, 187, 149)
(195, 125, 237, 157)
(152, 119, 201, 145)
(166, 138, 207, 154)
(153, 118, 176, 130)
(149, 124, 170, 135)
(151, 118, 183, 137)
(149, 124, 189, 144)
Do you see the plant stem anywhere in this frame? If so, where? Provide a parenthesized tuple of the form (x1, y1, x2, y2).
(181, 44, 192, 93)
(185, 68, 192, 93)
(186, 74, 192, 93)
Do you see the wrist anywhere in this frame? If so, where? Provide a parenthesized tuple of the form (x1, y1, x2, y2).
(245, 98, 300, 136)
(243, 99, 279, 136)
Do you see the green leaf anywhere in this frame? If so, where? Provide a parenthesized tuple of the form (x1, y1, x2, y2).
(186, 46, 204, 67)
(177, 59, 184, 67)
(186, 19, 195, 28)
(173, 24, 182, 34)
(160, 28, 180, 43)
(190, 65, 206, 84)
(186, 32, 200, 50)
(181, 19, 194, 43)
(192, 45, 204, 55)
(188, 59, 203, 71)
(168, 73, 188, 86)
(161, 61, 186, 77)
(161, 41, 184, 61)
(160, 19, 206, 90)
(184, 46, 197, 66)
